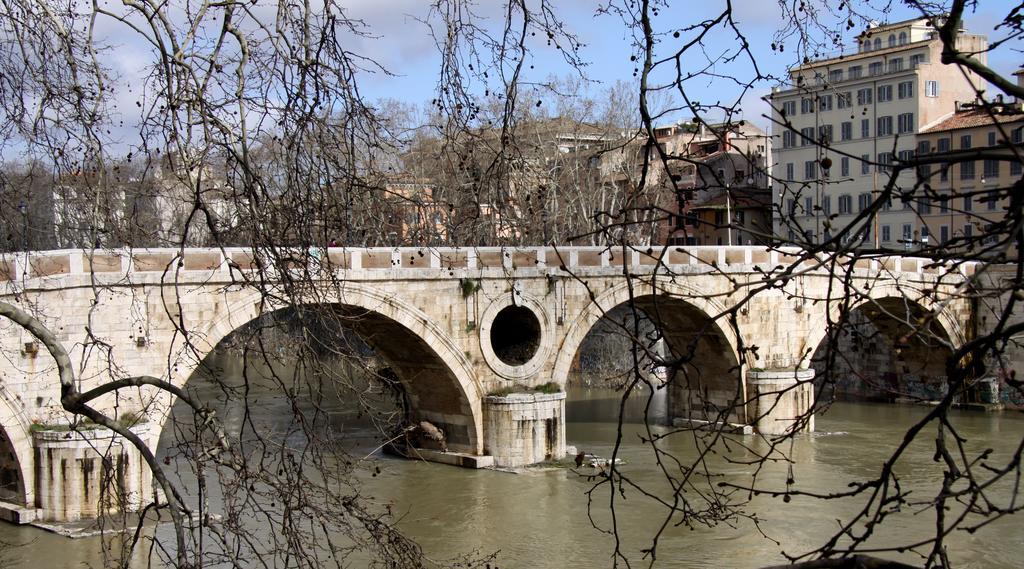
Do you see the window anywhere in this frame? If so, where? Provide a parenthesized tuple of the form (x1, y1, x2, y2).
(782, 100, 797, 116)
(921, 226, 930, 239)
(801, 98, 813, 113)
(841, 121, 852, 141)
(873, 38, 881, 50)
(877, 116, 894, 136)
(841, 156, 850, 176)
(987, 131, 997, 147)
(804, 160, 816, 180)
(937, 138, 951, 153)
(1012, 160, 1022, 176)
(940, 165, 949, 182)
(983, 159, 999, 179)
(869, 62, 883, 76)
(897, 113, 914, 134)
(861, 154, 871, 175)
(888, 34, 896, 48)
(787, 199, 796, 215)
(902, 224, 913, 241)
(786, 163, 794, 180)
(839, 194, 853, 214)
(837, 92, 852, 109)
(898, 149, 914, 166)
(960, 134, 972, 150)
(822, 195, 831, 215)
(849, 65, 862, 79)
(888, 58, 903, 73)
(925, 80, 939, 97)
(856, 88, 873, 105)
(940, 225, 949, 242)
(899, 32, 908, 45)
(877, 84, 893, 102)
(877, 152, 894, 172)
(828, 69, 843, 83)
(861, 118, 870, 138)
(910, 54, 925, 68)
(964, 224, 973, 238)
(782, 130, 792, 148)
(882, 225, 891, 242)
(920, 197, 932, 215)
(819, 94, 833, 111)
(940, 196, 949, 213)
(898, 81, 913, 99)
(801, 127, 814, 146)
(917, 140, 930, 155)
(987, 192, 998, 211)
(961, 161, 975, 180)
(1014, 127, 1023, 144)
(858, 192, 872, 212)
(804, 197, 813, 214)
(818, 124, 834, 143)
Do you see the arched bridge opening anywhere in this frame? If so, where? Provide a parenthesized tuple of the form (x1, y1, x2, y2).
(812, 296, 957, 405)
(556, 286, 742, 430)
(564, 304, 668, 426)
(156, 301, 482, 465)
(0, 428, 25, 505)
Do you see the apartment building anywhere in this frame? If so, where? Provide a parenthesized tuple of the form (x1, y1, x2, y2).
(915, 98, 1024, 257)
(655, 120, 772, 245)
(770, 16, 988, 246)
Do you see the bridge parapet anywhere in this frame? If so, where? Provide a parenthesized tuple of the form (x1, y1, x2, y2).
(0, 246, 979, 288)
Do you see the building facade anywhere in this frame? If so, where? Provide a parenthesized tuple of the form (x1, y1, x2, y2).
(770, 17, 988, 247)
(916, 99, 1024, 257)
(656, 121, 772, 246)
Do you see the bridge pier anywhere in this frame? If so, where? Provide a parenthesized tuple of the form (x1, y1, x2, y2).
(747, 369, 816, 435)
(33, 426, 153, 523)
(483, 392, 565, 467)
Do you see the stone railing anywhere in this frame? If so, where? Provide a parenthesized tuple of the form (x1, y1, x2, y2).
(0, 246, 976, 283)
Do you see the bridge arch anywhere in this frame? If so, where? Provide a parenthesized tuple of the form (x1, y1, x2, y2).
(554, 279, 743, 422)
(154, 284, 484, 455)
(0, 387, 32, 507)
(806, 287, 965, 402)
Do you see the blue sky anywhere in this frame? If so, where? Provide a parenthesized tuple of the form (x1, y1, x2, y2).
(341, 0, 1022, 131)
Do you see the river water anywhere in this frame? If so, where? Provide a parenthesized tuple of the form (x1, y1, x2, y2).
(0, 363, 1021, 568)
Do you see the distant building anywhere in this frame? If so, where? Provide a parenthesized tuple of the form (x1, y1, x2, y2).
(770, 16, 989, 247)
(915, 96, 1024, 256)
(655, 121, 772, 246)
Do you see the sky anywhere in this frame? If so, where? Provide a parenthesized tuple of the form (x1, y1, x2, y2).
(17, 0, 1019, 163)
(335, 0, 1022, 131)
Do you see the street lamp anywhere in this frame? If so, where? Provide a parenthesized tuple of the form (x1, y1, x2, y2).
(725, 183, 732, 246)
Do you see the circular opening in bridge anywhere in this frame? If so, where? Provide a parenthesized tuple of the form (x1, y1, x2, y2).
(490, 305, 541, 366)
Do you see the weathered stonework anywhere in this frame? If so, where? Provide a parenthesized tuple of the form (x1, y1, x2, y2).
(747, 369, 816, 435)
(33, 425, 153, 522)
(484, 392, 565, 467)
(0, 246, 976, 520)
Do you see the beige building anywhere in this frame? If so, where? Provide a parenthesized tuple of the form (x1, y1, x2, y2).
(770, 16, 988, 246)
(915, 98, 1024, 257)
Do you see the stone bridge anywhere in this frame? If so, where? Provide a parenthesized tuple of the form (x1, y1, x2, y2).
(0, 245, 975, 523)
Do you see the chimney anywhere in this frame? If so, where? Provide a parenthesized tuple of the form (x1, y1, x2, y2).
(1015, 69, 1024, 90)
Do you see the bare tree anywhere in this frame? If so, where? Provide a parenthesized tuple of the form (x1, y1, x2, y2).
(0, 0, 1021, 568)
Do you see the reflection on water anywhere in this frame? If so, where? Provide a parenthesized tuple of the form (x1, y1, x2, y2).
(0, 370, 1021, 568)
